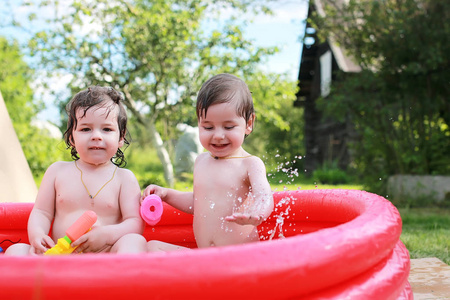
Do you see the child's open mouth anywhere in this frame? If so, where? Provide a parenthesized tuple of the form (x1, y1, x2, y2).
(212, 143, 229, 149)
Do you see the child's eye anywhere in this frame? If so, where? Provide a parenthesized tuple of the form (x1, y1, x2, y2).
(203, 126, 213, 130)
(103, 128, 113, 132)
(225, 126, 235, 130)
(80, 128, 91, 132)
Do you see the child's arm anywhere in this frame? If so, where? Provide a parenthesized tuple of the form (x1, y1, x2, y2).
(71, 169, 143, 253)
(225, 157, 274, 226)
(27, 163, 59, 254)
(142, 184, 194, 215)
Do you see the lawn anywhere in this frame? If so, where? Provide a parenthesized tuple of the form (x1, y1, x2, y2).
(399, 207, 450, 265)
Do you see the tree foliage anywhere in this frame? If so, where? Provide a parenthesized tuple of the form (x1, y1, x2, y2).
(245, 73, 302, 172)
(311, 0, 450, 192)
(11, 0, 299, 186)
(0, 37, 66, 178)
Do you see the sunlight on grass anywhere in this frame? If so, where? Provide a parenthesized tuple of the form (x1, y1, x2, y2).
(270, 183, 363, 192)
(399, 208, 450, 265)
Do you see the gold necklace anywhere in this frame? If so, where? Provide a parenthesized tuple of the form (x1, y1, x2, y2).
(209, 153, 253, 160)
(74, 160, 118, 206)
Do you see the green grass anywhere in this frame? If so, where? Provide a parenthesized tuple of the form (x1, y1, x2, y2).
(268, 172, 363, 192)
(399, 207, 450, 265)
(270, 182, 363, 192)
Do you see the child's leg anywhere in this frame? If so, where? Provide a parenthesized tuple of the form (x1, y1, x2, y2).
(110, 233, 147, 254)
(147, 240, 188, 252)
(4, 243, 31, 256)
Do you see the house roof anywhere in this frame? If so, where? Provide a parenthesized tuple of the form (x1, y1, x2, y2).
(314, 0, 361, 73)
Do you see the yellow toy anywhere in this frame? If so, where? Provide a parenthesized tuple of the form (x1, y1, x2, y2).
(45, 210, 97, 255)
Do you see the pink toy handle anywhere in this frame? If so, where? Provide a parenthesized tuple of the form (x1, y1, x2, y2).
(66, 210, 97, 242)
(140, 194, 163, 226)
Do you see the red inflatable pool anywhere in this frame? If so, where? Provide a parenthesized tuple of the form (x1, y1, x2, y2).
(0, 189, 411, 299)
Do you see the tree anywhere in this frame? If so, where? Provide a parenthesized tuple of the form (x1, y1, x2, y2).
(13, 0, 296, 187)
(310, 0, 450, 192)
(244, 72, 302, 177)
(0, 36, 66, 179)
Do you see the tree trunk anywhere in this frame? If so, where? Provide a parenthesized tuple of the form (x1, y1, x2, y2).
(121, 88, 175, 188)
(146, 121, 175, 188)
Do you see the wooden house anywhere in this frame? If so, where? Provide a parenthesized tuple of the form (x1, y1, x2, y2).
(296, 0, 361, 174)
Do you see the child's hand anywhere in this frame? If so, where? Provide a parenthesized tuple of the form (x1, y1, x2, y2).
(225, 213, 265, 226)
(71, 227, 112, 253)
(29, 235, 55, 255)
(141, 184, 167, 203)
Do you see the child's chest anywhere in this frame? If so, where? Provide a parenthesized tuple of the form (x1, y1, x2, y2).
(193, 161, 251, 216)
(194, 160, 250, 191)
(54, 172, 121, 211)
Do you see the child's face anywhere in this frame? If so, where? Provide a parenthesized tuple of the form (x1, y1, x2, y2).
(198, 102, 253, 158)
(71, 101, 124, 166)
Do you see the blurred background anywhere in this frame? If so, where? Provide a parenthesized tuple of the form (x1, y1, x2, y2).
(1, 0, 449, 265)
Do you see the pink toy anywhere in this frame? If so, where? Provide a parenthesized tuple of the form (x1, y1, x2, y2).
(140, 195, 163, 225)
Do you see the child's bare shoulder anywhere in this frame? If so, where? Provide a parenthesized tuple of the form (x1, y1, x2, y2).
(195, 152, 209, 163)
(46, 161, 73, 173)
(245, 155, 265, 166)
(115, 167, 138, 183)
(39, 161, 74, 184)
(115, 167, 135, 177)
(242, 156, 267, 174)
(198, 152, 209, 159)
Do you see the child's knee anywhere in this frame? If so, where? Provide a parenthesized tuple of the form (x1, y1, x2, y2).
(147, 240, 187, 252)
(4, 243, 31, 256)
(112, 233, 147, 254)
(146, 240, 162, 252)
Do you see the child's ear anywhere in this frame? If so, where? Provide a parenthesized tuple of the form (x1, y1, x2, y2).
(118, 136, 125, 148)
(245, 113, 256, 135)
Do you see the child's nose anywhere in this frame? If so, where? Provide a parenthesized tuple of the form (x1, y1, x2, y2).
(213, 129, 225, 139)
(91, 129, 103, 140)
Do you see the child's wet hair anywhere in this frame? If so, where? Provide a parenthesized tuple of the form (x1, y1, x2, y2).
(196, 73, 254, 124)
(64, 86, 129, 167)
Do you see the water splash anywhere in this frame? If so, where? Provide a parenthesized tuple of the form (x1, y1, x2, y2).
(264, 195, 294, 241)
